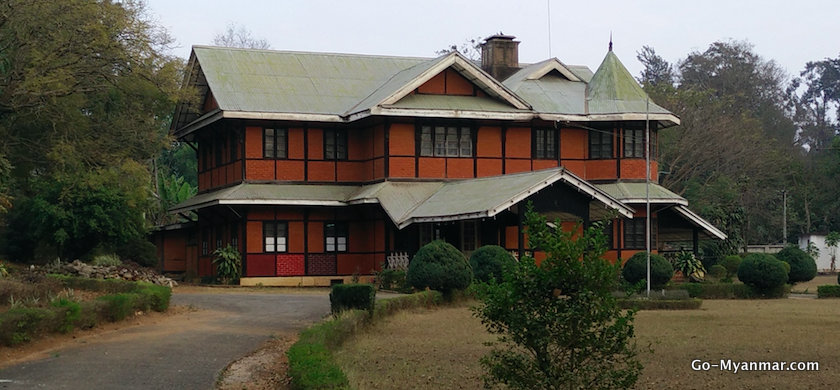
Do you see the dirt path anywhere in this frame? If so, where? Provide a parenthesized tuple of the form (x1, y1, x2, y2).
(0, 287, 330, 389)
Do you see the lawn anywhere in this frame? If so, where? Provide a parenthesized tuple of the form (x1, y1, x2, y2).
(335, 299, 840, 389)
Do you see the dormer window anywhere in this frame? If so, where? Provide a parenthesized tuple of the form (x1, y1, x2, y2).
(419, 125, 473, 157)
(589, 129, 613, 159)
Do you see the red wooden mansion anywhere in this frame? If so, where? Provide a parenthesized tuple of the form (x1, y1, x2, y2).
(153, 35, 725, 286)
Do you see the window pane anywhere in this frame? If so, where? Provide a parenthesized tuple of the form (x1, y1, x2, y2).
(420, 126, 433, 156)
(434, 127, 446, 156)
(459, 127, 472, 156)
(264, 129, 275, 158)
(324, 129, 335, 160)
(445, 127, 458, 156)
(277, 129, 287, 159)
(277, 237, 287, 252)
(546, 130, 555, 157)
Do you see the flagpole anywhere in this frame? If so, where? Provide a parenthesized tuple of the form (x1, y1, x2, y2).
(645, 97, 651, 297)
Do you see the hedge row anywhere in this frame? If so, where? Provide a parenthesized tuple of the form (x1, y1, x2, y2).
(287, 290, 443, 390)
(675, 282, 790, 299)
(617, 298, 703, 310)
(817, 285, 840, 298)
(0, 276, 171, 346)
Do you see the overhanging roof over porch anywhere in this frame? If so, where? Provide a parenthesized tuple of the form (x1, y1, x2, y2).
(671, 205, 728, 240)
(595, 182, 688, 205)
(170, 168, 633, 228)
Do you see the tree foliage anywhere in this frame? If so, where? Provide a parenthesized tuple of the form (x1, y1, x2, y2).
(213, 23, 271, 49)
(473, 208, 641, 389)
(0, 0, 189, 260)
(435, 36, 483, 61)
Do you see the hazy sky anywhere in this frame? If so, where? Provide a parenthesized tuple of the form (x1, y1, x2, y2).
(144, 0, 839, 79)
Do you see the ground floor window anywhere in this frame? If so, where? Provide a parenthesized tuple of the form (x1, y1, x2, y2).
(461, 221, 478, 253)
(419, 224, 441, 246)
(325, 222, 348, 252)
(264, 222, 288, 252)
(624, 218, 657, 249)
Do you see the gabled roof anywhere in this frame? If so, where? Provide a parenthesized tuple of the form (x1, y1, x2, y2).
(349, 51, 531, 119)
(172, 45, 681, 137)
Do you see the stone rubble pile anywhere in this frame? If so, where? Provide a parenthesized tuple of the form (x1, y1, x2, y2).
(50, 260, 178, 287)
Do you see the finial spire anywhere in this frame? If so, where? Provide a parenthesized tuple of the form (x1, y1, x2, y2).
(609, 32, 613, 51)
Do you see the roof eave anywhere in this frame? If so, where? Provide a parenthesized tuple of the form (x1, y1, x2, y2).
(673, 205, 728, 240)
(173, 109, 223, 140)
(371, 106, 534, 121)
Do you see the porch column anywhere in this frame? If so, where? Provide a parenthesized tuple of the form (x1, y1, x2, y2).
(518, 207, 525, 260)
(692, 227, 699, 255)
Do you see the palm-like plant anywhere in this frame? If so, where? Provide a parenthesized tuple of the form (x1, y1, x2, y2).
(826, 232, 840, 272)
(671, 251, 706, 282)
(212, 245, 242, 284)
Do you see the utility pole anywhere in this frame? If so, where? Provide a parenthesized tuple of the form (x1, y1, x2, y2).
(782, 189, 787, 243)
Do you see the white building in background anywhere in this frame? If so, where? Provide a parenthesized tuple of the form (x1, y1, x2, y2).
(799, 234, 839, 273)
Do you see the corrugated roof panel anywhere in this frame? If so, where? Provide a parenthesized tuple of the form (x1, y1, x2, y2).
(387, 94, 527, 112)
(586, 51, 671, 115)
(595, 182, 686, 204)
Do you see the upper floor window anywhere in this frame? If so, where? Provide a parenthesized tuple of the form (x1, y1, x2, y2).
(324, 129, 347, 160)
(264, 128, 287, 158)
(623, 127, 658, 159)
(533, 128, 557, 159)
(589, 129, 613, 159)
(419, 125, 472, 157)
(325, 222, 348, 252)
(624, 218, 657, 249)
(264, 221, 288, 253)
(230, 132, 239, 161)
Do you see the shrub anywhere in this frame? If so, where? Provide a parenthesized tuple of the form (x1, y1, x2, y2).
(51, 298, 82, 333)
(775, 246, 817, 284)
(618, 298, 702, 310)
(469, 245, 516, 283)
(737, 253, 788, 294)
(817, 285, 840, 298)
(0, 260, 9, 278)
(137, 283, 171, 312)
(838, 272, 840, 285)
(115, 237, 158, 268)
(720, 255, 742, 278)
(474, 210, 641, 389)
(377, 269, 408, 292)
(97, 293, 137, 322)
(406, 240, 472, 295)
(622, 252, 674, 290)
(90, 253, 122, 267)
(330, 283, 376, 315)
(0, 307, 55, 346)
(709, 264, 727, 279)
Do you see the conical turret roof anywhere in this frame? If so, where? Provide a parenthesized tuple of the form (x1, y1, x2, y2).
(586, 49, 670, 115)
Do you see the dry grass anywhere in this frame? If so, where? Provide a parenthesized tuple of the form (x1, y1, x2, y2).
(790, 274, 837, 294)
(334, 303, 494, 390)
(336, 299, 840, 389)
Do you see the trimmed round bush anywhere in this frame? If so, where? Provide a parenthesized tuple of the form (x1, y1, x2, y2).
(622, 252, 673, 290)
(775, 246, 817, 283)
(720, 255, 742, 277)
(709, 264, 727, 279)
(407, 240, 472, 294)
(469, 245, 516, 283)
(737, 253, 788, 293)
(837, 272, 840, 285)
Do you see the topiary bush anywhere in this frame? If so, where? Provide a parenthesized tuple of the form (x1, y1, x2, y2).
(407, 240, 472, 295)
(720, 255, 742, 278)
(469, 245, 516, 283)
(737, 253, 788, 295)
(775, 246, 817, 284)
(329, 283, 376, 315)
(622, 252, 673, 290)
(709, 264, 727, 279)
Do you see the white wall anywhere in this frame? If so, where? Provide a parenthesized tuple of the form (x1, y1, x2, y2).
(799, 234, 839, 272)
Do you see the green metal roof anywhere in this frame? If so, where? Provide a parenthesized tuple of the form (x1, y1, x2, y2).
(193, 46, 428, 116)
(170, 168, 634, 228)
(595, 182, 688, 205)
(586, 51, 671, 115)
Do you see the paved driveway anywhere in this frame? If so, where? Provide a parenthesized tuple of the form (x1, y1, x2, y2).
(0, 290, 330, 389)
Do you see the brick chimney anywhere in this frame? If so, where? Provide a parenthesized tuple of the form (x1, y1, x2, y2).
(481, 34, 520, 80)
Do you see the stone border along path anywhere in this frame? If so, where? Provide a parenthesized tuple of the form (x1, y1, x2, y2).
(0, 288, 331, 389)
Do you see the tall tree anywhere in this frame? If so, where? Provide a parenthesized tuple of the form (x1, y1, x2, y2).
(0, 0, 189, 260)
(636, 46, 674, 88)
(213, 23, 271, 49)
